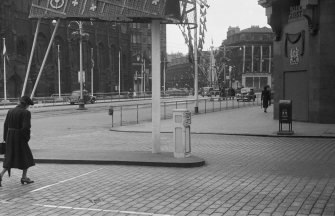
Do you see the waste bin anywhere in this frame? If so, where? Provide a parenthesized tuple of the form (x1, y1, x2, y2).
(173, 109, 191, 158)
(278, 100, 294, 135)
(108, 105, 114, 116)
(108, 105, 114, 127)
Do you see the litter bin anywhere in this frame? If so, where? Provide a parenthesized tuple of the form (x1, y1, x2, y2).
(173, 109, 191, 158)
(278, 100, 294, 135)
(108, 105, 114, 116)
(108, 105, 114, 127)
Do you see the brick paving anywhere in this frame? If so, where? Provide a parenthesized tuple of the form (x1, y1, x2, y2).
(1, 134, 335, 215)
(0, 105, 335, 215)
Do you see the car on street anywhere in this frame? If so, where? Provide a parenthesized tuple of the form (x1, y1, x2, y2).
(165, 88, 188, 96)
(68, 90, 96, 105)
(236, 87, 256, 102)
(199, 87, 213, 97)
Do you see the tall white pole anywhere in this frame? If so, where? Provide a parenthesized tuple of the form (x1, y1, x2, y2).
(31, 19, 60, 98)
(3, 38, 7, 102)
(22, 19, 41, 97)
(57, 45, 61, 99)
(91, 48, 94, 96)
(151, 20, 161, 153)
(118, 50, 121, 97)
(194, 1, 199, 113)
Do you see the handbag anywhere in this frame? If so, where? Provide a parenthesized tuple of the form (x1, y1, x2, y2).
(0, 141, 6, 155)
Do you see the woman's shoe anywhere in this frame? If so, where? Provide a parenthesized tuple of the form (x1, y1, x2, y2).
(21, 177, 34, 185)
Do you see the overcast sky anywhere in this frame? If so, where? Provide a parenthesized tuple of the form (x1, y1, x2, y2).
(166, 0, 270, 54)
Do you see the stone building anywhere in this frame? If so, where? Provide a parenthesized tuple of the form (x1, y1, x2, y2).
(0, 0, 166, 98)
(130, 23, 167, 94)
(259, 0, 335, 123)
(220, 26, 274, 91)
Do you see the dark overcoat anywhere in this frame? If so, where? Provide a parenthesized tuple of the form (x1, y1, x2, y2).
(261, 90, 271, 109)
(3, 106, 35, 170)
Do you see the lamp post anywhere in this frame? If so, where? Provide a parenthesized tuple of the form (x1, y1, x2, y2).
(57, 44, 61, 99)
(52, 20, 62, 100)
(222, 45, 242, 87)
(78, 21, 85, 110)
(69, 21, 87, 110)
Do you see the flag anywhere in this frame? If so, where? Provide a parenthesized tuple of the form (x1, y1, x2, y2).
(2, 38, 9, 63)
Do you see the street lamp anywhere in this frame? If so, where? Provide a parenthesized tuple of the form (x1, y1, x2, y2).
(68, 21, 89, 110)
(222, 45, 242, 88)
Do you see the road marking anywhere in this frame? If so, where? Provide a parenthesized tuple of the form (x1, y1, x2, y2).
(32, 203, 173, 215)
(31, 168, 104, 192)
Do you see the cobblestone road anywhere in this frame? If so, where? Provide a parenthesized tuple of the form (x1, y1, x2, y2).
(1, 133, 335, 216)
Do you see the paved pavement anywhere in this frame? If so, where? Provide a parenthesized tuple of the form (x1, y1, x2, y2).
(1, 104, 335, 215)
(111, 105, 335, 138)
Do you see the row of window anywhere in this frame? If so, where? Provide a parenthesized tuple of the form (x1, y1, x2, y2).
(227, 33, 274, 44)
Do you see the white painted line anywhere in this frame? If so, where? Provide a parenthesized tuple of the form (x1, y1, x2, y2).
(58, 206, 72, 209)
(31, 203, 174, 216)
(31, 168, 104, 192)
(121, 211, 152, 215)
(43, 205, 58, 208)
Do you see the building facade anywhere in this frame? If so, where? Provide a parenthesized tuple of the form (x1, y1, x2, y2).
(130, 23, 167, 94)
(259, 0, 335, 123)
(0, 0, 166, 98)
(219, 26, 274, 91)
(166, 56, 193, 90)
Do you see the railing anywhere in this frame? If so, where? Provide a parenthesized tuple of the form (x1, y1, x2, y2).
(0, 93, 261, 127)
(108, 96, 261, 127)
(0, 91, 190, 109)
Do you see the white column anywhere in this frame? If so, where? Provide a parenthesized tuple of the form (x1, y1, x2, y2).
(151, 20, 161, 153)
(194, 1, 199, 113)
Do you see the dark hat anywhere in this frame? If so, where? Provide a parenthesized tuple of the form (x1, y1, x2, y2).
(19, 96, 34, 105)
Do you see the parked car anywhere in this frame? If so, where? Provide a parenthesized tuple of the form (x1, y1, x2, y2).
(68, 90, 96, 105)
(199, 87, 213, 97)
(209, 88, 221, 97)
(236, 87, 256, 102)
(165, 88, 188, 96)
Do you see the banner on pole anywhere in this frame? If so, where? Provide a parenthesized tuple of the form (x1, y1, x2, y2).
(29, 0, 186, 24)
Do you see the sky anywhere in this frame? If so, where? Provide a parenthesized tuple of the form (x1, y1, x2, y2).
(166, 0, 270, 54)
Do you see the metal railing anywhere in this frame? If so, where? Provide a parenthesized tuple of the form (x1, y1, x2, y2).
(0, 91, 190, 109)
(108, 96, 261, 127)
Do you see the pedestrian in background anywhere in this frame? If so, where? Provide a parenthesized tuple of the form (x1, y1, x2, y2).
(0, 96, 35, 187)
(261, 85, 271, 113)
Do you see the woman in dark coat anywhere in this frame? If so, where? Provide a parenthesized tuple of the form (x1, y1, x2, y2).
(261, 85, 271, 113)
(0, 96, 35, 187)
